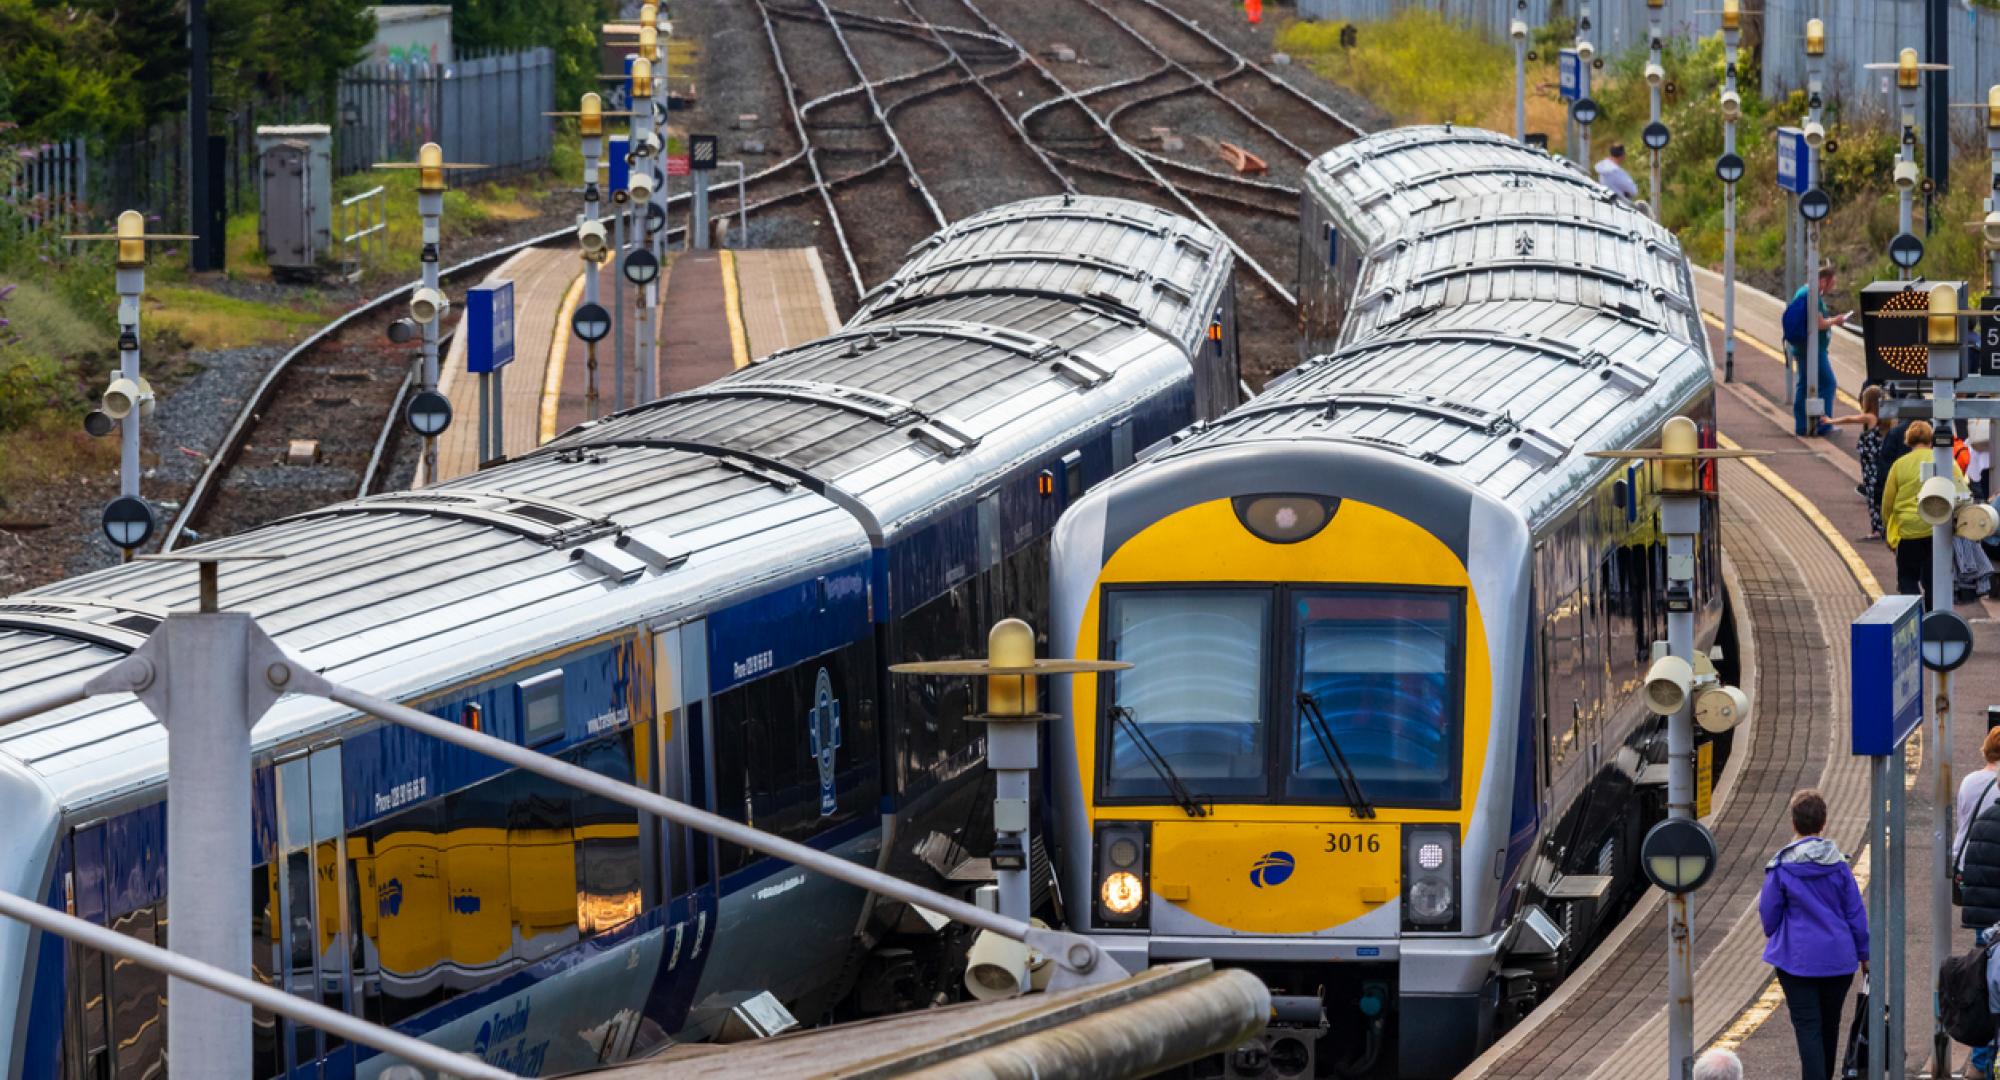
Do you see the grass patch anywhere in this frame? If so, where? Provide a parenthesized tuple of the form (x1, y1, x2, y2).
(1280, 11, 1521, 129)
(144, 286, 336, 350)
(0, 412, 118, 510)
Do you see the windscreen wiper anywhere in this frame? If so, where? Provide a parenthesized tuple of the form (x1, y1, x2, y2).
(1297, 691, 1376, 819)
(1109, 706, 1210, 818)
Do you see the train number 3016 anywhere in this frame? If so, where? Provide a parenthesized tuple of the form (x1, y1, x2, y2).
(1324, 832, 1382, 854)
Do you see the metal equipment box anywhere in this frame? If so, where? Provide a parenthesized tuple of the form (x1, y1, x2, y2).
(255, 125, 333, 276)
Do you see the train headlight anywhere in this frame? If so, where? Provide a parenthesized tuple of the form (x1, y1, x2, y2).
(1402, 825, 1459, 931)
(1231, 494, 1338, 544)
(1100, 872, 1145, 916)
(1095, 823, 1150, 925)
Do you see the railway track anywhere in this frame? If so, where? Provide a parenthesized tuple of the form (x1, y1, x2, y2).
(170, 0, 1376, 551)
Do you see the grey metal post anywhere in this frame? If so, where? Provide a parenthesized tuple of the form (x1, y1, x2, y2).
(1804, 30, 1825, 435)
(1647, 1, 1664, 222)
(418, 173, 444, 484)
(693, 170, 710, 252)
(582, 99, 604, 422)
(116, 260, 143, 503)
(1577, 0, 1592, 170)
(721, 162, 748, 246)
(613, 197, 628, 412)
(1663, 466, 1699, 1080)
(1990, 94, 2000, 292)
(631, 86, 657, 405)
(1723, 11, 1740, 382)
(1898, 58, 1920, 281)
(494, 365, 506, 460)
(1889, 755, 1907, 1079)
(1866, 756, 1886, 1080)
(1513, 20, 1527, 142)
(477, 371, 491, 463)
(1930, 332, 1959, 1051)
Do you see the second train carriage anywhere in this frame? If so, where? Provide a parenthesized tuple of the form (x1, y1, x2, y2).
(1049, 128, 1725, 1077)
(0, 196, 1239, 1079)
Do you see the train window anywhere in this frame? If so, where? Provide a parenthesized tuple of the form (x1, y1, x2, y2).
(1112, 418, 1134, 471)
(521, 670, 564, 746)
(1287, 589, 1461, 806)
(1101, 588, 1271, 799)
(1062, 451, 1084, 501)
(891, 587, 980, 795)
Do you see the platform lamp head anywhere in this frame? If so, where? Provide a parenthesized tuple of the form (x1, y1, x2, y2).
(418, 142, 445, 193)
(1721, 0, 1740, 32)
(1989, 85, 2000, 131)
(640, 24, 658, 63)
(1929, 281, 1961, 349)
(580, 92, 603, 137)
(1805, 18, 1825, 57)
(1898, 47, 1921, 91)
(631, 57, 654, 101)
(1661, 415, 1700, 493)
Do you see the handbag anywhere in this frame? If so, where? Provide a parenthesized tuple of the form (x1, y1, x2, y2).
(1841, 990, 1869, 1079)
(1957, 776, 1999, 906)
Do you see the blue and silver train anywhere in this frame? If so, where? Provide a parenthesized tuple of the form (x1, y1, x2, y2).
(0, 195, 1239, 1078)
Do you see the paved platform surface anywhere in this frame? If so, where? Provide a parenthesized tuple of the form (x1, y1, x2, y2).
(425, 245, 583, 483)
(732, 247, 842, 358)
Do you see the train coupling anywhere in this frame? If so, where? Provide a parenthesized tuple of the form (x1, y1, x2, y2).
(1224, 993, 1328, 1078)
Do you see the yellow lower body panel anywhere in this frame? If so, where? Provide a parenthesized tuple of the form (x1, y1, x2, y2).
(1151, 820, 1399, 935)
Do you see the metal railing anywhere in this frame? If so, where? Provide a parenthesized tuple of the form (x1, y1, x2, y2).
(335, 184, 388, 273)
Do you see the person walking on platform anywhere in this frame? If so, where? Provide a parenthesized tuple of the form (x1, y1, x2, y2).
(1832, 384, 1888, 540)
(1881, 420, 1969, 606)
(1958, 733, 2000, 1079)
(1783, 262, 1852, 437)
(1760, 789, 1868, 1080)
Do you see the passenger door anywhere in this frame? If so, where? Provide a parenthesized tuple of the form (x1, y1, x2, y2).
(273, 744, 351, 1076)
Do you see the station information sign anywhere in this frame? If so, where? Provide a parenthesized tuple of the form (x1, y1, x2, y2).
(1559, 49, 1580, 102)
(1969, 295, 2000, 377)
(466, 280, 516, 374)
(1775, 127, 1809, 195)
(1861, 280, 1929, 385)
(1851, 594, 1922, 756)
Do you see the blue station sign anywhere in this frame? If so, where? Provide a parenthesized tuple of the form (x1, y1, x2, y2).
(466, 280, 516, 373)
(1559, 49, 1581, 102)
(608, 134, 630, 196)
(1851, 594, 1923, 756)
(1776, 127, 1810, 195)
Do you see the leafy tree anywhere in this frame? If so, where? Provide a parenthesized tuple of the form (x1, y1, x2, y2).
(0, 0, 134, 139)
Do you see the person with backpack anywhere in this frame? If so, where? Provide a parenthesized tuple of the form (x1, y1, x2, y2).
(1783, 262, 1854, 437)
(1761, 789, 1869, 1080)
(1882, 421, 1971, 607)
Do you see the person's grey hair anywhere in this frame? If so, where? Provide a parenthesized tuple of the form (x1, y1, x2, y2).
(1692, 1047, 1743, 1080)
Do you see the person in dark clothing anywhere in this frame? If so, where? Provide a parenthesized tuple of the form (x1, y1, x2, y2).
(1959, 783, 2000, 930)
(1760, 789, 1868, 1080)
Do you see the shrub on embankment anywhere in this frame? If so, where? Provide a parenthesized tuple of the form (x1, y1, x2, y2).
(1279, 10, 1999, 301)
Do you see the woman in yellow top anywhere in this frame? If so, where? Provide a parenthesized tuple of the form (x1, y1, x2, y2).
(1881, 420, 1968, 606)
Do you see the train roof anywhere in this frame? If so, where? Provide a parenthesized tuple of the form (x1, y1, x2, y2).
(0, 196, 1232, 816)
(1151, 127, 1710, 526)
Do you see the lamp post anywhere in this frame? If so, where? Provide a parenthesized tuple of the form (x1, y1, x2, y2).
(1867, 49, 1951, 281)
(1511, 6, 1529, 142)
(1591, 423, 1758, 1080)
(1644, 0, 1667, 222)
(62, 211, 196, 558)
(1802, 20, 1828, 437)
(1575, 0, 1595, 170)
(550, 93, 616, 420)
(628, 56, 659, 405)
(891, 620, 1128, 992)
(1718, 0, 1744, 382)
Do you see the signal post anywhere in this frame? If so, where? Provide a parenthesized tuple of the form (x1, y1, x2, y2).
(1591, 424, 1755, 1080)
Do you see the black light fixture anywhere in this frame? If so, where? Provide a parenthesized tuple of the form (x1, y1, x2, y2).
(406, 389, 453, 438)
(1889, 231, 1925, 270)
(1799, 187, 1832, 222)
(1715, 152, 1746, 184)
(1643, 121, 1671, 151)
(572, 302, 612, 343)
(623, 248, 660, 286)
(1642, 818, 1718, 895)
(1573, 97, 1600, 126)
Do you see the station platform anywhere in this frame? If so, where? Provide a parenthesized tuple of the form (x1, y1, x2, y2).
(1470, 267, 2000, 1079)
(420, 245, 841, 483)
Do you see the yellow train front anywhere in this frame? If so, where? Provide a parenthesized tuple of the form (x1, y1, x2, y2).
(1048, 126, 1723, 1079)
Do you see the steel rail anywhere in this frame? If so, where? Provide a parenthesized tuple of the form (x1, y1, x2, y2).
(949, 0, 1296, 305)
(807, 0, 950, 232)
(1123, 0, 1367, 139)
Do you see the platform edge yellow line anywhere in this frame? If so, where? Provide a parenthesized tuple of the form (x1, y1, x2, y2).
(720, 249, 751, 369)
(1718, 432, 1882, 598)
(541, 270, 586, 445)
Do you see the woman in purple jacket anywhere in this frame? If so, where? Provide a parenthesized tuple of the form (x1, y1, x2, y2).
(1760, 789, 1870, 1080)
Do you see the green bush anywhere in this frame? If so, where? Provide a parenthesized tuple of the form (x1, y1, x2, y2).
(1277, 9, 1516, 128)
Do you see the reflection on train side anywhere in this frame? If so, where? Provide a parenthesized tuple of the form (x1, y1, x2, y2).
(244, 733, 643, 1074)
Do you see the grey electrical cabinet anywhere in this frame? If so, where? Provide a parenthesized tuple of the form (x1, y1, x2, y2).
(255, 125, 332, 278)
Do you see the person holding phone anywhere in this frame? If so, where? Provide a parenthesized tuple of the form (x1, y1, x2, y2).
(1784, 262, 1853, 437)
